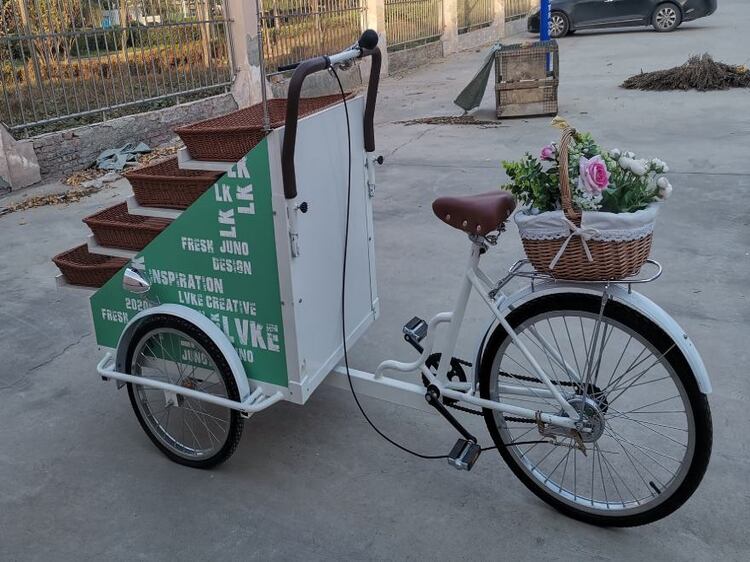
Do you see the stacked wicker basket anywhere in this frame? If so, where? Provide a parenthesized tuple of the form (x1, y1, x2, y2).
(53, 94, 345, 288)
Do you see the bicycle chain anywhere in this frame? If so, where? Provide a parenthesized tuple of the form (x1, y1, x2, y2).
(443, 370, 581, 423)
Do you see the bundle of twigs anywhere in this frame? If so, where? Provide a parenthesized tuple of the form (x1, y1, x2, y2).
(622, 54, 750, 91)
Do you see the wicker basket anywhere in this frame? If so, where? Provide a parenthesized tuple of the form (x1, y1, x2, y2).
(52, 244, 128, 287)
(125, 157, 220, 209)
(83, 202, 172, 251)
(516, 128, 654, 281)
(175, 94, 348, 162)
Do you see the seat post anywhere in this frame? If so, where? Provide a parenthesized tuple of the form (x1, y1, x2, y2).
(436, 238, 483, 381)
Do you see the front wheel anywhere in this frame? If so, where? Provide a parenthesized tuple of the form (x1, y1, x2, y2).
(478, 293, 712, 526)
(125, 315, 244, 468)
(652, 3, 682, 31)
(550, 12, 570, 38)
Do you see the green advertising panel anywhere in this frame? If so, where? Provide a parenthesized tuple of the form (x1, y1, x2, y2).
(89, 139, 288, 387)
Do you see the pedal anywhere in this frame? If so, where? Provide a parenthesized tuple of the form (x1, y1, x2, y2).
(403, 316, 428, 351)
(447, 438, 482, 471)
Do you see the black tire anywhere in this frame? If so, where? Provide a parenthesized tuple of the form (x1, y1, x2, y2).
(550, 12, 570, 38)
(652, 3, 682, 32)
(478, 293, 712, 527)
(126, 315, 244, 469)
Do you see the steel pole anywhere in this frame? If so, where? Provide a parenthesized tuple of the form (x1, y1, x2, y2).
(540, 0, 551, 41)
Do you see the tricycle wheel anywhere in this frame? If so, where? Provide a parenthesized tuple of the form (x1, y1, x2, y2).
(125, 315, 244, 468)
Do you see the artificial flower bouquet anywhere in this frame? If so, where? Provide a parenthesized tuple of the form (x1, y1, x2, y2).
(501, 118, 673, 280)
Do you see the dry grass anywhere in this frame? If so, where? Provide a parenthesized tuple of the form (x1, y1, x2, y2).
(622, 54, 750, 92)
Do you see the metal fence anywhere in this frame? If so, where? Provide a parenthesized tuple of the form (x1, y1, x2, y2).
(457, 0, 493, 34)
(504, 0, 537, 22)
(0, 0, 233, 135)
(385, 0, 442, 52)
(260, 0, 366, 75)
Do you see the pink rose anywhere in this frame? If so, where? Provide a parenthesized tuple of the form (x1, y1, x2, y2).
(578, 155, 611, 195)
(540, 144, 555, 161)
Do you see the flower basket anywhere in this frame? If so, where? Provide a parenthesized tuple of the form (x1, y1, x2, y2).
(124, 157, 221, 209)
(515, 128, 656, 281)
(83, 202, 172, 251)
(52, 244, 128, 288)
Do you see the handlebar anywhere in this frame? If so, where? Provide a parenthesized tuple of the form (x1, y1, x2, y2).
(281, 30, 382, 200)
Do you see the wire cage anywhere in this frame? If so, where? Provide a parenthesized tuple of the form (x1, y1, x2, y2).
(494, 40, 559, 118)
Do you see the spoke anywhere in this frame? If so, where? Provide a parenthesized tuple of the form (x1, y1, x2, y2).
(183, 399, 222, 447)
(604, 427, 664, 493)
(184, 398, 230, 428)
(500, 353, 560, 409)
(562, 316, 583, 378)
(607, 426, 679, 477)
(606, 344, 676, 406)
(612, 394, 684, 416)
(559, 444, 572, 493)
(595, 443, 609, 505)
(544, 446, 570, 484)
(591, 322, 615, 387)
(599, 444, 633, 507)
(606, 345, 649, 393)
(182, 411, 205, 451)
(547, 317, 584, 392)
(608, 406, 688, 445)
(605, 334, 632, 389)
(530, 443, 558, 473)
(526, 324, 575, 385)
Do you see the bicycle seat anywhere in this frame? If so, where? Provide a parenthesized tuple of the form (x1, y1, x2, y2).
(432, 191, 516, 235)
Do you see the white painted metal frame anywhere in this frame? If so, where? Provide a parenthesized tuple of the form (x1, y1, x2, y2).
(347, 238, 584, 430)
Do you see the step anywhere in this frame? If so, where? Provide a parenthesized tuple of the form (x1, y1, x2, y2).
(86, 234, 138, 259)
(126, 195, 182, 220)
(176, 147, 235, 173)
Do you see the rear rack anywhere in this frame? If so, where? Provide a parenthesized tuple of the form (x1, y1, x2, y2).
(507, 258, 663, 293)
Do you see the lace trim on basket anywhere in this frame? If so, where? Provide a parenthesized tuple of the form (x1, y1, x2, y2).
(520, 223, 654, 242)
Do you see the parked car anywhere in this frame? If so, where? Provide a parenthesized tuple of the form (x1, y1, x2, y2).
(528, 0, 717, 37)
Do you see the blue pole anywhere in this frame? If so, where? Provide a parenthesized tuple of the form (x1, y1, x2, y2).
(540, 0, 551, 42)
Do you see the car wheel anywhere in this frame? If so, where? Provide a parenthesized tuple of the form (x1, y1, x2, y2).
(652, 3, 682, 32)
(550, 12, 570, 38)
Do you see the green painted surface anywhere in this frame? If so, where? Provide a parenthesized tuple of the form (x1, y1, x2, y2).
(89, 139, 288, 387)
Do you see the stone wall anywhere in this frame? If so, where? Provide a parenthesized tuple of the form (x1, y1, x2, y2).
(32, 93, 238, 178)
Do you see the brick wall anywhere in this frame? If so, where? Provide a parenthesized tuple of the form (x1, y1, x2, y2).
(32, 94, 238, 179)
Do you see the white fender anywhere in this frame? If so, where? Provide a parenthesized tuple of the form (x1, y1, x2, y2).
(114, 303, 252, 401)
(490, 282, 712, 394)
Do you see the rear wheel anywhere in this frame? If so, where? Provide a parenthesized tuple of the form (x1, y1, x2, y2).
(550, 12, 570, 38)
(125, 315, 244, 468)
(652, 3, 682, 31)
(479, 293, 712, 526)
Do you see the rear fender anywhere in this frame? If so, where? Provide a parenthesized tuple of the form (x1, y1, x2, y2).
(477, 282, 711, 394)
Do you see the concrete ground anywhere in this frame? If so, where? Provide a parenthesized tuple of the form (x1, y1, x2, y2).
(1, 1, 749, 559)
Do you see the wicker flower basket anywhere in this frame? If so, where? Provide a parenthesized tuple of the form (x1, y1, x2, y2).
(174, 94, 349, 162)
(83, 202, 172, 251)
(52, 245, 128, 287)
(515, 128, 656, 281)
(124, 157, 221, 209)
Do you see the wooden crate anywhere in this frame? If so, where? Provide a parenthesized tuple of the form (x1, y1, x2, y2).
(494, 40, 559, 118)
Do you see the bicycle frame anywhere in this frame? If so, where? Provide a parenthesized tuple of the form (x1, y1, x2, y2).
(365, 236, 585, 431)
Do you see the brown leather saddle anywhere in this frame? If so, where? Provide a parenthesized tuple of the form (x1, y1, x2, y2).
(432, 191, 516, 235)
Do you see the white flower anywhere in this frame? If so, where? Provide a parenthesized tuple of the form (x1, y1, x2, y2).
(662, 163, 670, 173)
(658, 178, 673, 199)
(624, 151, 635, 159)
(630, 160, 647, 176)
(619, 157, 632, 170)
(610, 148, 621, 158)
